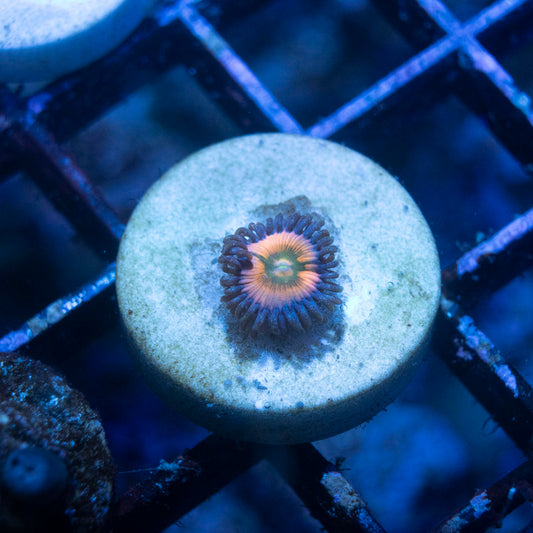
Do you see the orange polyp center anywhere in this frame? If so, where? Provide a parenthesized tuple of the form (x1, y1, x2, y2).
(241, 231, 321, 309)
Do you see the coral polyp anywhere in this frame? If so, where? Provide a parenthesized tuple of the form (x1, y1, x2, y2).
(219, 212, 342, 335)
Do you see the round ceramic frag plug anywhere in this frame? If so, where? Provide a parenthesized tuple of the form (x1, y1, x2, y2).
(116, 134, 441, 444)
(0, 0, 154, 82)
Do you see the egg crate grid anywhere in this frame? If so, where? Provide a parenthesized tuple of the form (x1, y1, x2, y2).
(0, 0, 532, 531)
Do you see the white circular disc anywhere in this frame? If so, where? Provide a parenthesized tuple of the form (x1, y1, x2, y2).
(0, 0, 153, 82)
(116, 134, 441, 444)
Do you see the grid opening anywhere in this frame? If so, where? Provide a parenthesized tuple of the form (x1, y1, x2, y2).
(221, 0, 416, 127)
(0, 174, 105, 331)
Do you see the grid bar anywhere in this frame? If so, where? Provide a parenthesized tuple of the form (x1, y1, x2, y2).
(466, 0, 533, 38)
(443, 207, 533, 306)
(433, 305, 533, 455)
(0, 263, 116, 352)
(265, 444, 386, 533)
(177, 5, 304, 134)
(436, 461, 533, 532)
(454, 38, 533, 166)
(0, 87, 123, 258)
(307, 34, 456, 139)
(116, 436, 262, 533)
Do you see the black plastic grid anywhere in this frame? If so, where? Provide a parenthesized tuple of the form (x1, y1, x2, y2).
(1, 0, 533, 531)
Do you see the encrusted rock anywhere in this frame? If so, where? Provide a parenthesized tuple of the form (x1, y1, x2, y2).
(0, 352, 114, 532)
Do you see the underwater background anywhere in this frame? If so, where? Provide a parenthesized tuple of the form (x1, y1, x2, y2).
(1, 0, 533, 531)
